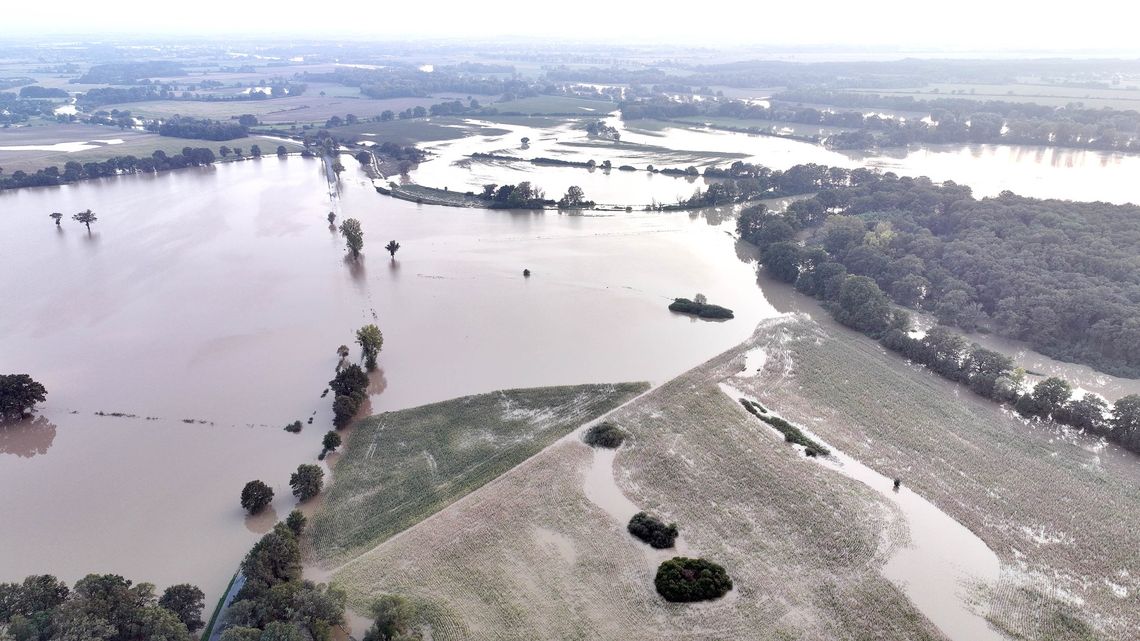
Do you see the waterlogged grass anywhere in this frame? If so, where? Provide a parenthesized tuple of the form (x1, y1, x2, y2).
(749, 315, 1140, 639)
(329, 345, 942, 640)
(309, 383, 647, 565)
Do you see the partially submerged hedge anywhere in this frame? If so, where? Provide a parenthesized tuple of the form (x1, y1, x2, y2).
(668, 298, 734, 319)
(740, 398, 830, 456)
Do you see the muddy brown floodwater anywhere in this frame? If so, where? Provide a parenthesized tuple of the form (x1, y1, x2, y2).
(0, 157, 774, 608)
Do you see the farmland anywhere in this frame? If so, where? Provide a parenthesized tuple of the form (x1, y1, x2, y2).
(309, 383, 649, 566)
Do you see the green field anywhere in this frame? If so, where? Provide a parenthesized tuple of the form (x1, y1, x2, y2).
(0, 122, 303, 172)
(309, 383, 648, 565)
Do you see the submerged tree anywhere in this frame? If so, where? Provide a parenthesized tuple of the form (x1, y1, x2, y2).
(72, 209, 97, 232)
(0, 374, 48, 419)
(290, 464, 324, 501)
(49, 212, 63, 225)
(363, 594, 415, 641)
(339, 218, 364, 258)
(384, 240, 400, 258)
(240, 480, 274, 515)
(356, 324, 383, 370)
(322, 431, 342, 453)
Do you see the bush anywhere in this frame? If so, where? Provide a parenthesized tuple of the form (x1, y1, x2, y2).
(284, 420, 303, 433)
(654, 557, 733, 602)
(668, 298, 734, 319)
(583, 422, 626, 448)
(240, 480, 274, 514)
(739, 399, 830, 456)
(628, 512, 678, 548)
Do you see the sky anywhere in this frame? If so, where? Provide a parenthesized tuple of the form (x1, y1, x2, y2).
(2, 0, 1139, 54)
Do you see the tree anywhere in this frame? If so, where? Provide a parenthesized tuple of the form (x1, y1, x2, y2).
(355, 151, 372, 166)
(0, 374, 48, 419)
(276, 145, 288, 157)
(331, 161, 345, 176)
(50, 212, 63, 225)
(384, 240, 400, 258)
(241, 480, 274, 515)
(290, 464, 324, 501)
(1111, 394, 1140, 451)
(520, 136, 530, 146)
(339, 219, 364, 258)
(158, 584, 205, 631)
(833, 276, 892, 336)
(356, 324, 383, 371)
(654, 557, 733, 602)
(321, 431, 341, 453)
(1032, 377, 1072, 419)
(284, 510, 306, 536)
(557, 186, 587, 209)
(250, 145, 262, 158)
(219, 146, 231, 158)
(363, 595, 414, 641)
(72, 209, 97, 232)
(762, 242, 802, 283)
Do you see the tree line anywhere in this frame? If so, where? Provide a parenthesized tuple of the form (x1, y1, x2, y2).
(735, 172, 1140, 455)
(0, 573, 206, 641)
(0, 146, 265, 190)
(149, 116, 248, 141)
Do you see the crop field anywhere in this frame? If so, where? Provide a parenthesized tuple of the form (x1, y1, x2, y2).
(326, 339, 950, 640)
(749, 316, 1139, 640)
(847, 83, 1140, 110)
(0, 123, 303, 172)
(308, 383, 649, 566)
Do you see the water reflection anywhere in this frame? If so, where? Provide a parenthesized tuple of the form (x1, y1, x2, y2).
(243, 505, 279, 534)
(0, 416, 58, 458)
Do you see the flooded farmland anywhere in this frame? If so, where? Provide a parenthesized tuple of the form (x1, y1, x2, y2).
(0, 157, 773, 607)
(406, 114, 1140, 205)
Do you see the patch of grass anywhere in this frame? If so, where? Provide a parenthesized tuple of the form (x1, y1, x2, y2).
(309, 382, 648, 564)
(583, 421, 626, 448)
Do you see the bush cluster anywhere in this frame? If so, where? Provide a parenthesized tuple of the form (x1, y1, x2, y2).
(628, 512, 678, 549)
(654, 557, 733, 602)
(583, 422, 626, 448)
(330, 364, 369, 428)
(739, 399, 829, 456)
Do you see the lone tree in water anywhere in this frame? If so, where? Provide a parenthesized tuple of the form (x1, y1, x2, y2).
(49, 212, 63, 225)
(290, 464, 324, 500)
(339, 218, 364, 258)
(327, 211, 336, 224)
(356, 324, 383, 370)
(73, 209, 97, 232)
(240, 479, 274, 514)
(0, 374, 48, 419)
(384, 240, 400, 258)
(322, 430, 342, 453)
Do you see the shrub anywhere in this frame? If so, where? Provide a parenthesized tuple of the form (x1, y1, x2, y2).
(628, 512, 678, 549)
(240, 480, 274, 514)
(583, 422, 626, 448)
(284, 420, 303, 433)
(654, 557, 733, 602)
(739, 399, 830, 456)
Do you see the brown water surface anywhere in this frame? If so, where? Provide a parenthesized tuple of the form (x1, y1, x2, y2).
(0, 158, 773, 606)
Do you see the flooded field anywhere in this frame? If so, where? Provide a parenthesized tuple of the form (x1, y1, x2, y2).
(407, 114, 1140, 205)
(0, 157, 774, 607)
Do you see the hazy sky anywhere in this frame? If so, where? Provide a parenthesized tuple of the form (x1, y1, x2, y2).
(3, 0, 1138, 53)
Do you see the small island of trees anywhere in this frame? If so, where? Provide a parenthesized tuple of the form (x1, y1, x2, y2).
(654, 557, 733, 602)
(668, 294, 734, 319)
(0, 374, 48, 420)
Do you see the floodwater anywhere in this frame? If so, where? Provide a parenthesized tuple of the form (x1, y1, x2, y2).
(409, 114, 1140, 205)
(719, 383, 1006, 641)
(0, 157, 773, 608)
(0, 138, 125, 153)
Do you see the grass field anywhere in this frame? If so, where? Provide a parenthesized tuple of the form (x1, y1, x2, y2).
(669, 115, 852, 137)
(326, 339, 950, 640)
(309, 383, 649, 566)
(749, 316, 1138, 640)
(318, 117, 507, 146)
(0, 122, 303, 172)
